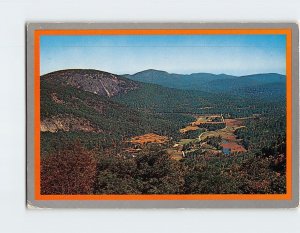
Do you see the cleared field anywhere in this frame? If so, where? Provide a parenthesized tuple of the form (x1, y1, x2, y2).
(178, 138, 198, 145)
(199, 118, 244, 141)
(192, 114, 224, 126)
(168, 116, 249, 158)
(180, 125, 199, 133)
(198, 118, 247, 154)
(130, 133, 168, 144)
(221, 142, 247, 153)
(225, 118, 244, 127)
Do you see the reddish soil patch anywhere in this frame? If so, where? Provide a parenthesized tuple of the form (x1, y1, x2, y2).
(225, 119, 244, 127)
(221, 134, 236, 141)
(221, 142, 246, 153)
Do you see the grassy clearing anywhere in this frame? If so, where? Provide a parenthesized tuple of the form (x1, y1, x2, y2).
(192, 114, 223, 125)
(198, 118, 248, 154)
(178, 138, 198, 145)
(180, 125, 200, 133)
(129, 133, 169, 145)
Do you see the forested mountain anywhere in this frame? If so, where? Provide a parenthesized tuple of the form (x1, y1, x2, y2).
(40, 70, 196, 153)
(113, 81, 284, 118)
(124, 69, 286, 99)
(232, 82, 286, 100)
(123, 69, 235, 91)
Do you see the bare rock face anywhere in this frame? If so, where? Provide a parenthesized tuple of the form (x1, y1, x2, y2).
(51, 93, 64, 104)
(40, 115, 102, 133)
(41, 69, 138, 97)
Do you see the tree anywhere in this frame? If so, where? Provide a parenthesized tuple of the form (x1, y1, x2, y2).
(41, 141, 97, 194)
(134, 146, 185, 194)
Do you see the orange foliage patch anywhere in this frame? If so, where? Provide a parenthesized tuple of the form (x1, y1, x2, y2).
(130, 133, 169, 145)
(41, 143, 97, 194)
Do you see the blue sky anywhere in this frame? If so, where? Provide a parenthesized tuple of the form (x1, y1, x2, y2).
(40, 34, 286, 76)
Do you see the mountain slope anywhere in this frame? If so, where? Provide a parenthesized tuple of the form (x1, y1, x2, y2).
(42, 69, 138, 97)
(40, 69, 194, 153)
(124, 69, 236, 90)
(124, 69, 286, 96)
(201, 73, 286, 93)
(239, 73, 285, 84)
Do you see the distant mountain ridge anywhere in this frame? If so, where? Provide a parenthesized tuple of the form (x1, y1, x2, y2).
(123, 69, 285, 93)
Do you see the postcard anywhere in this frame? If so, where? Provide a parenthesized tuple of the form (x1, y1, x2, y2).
(26, 23, 299, 208)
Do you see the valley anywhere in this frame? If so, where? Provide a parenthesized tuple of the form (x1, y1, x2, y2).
(40, 69, 287, 195)
(127, 114, 251, 161)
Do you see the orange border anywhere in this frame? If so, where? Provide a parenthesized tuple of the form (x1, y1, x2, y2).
(34, 29, 292, 201)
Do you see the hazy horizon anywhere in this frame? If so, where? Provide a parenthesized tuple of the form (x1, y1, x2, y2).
(41, 67, 286, 77)
(40, 34, 286, 76)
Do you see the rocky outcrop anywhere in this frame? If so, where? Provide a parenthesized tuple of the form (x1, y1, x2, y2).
(40, 115, 102, 133)
(51, 93, 64, 104)
(41, 69, 138, 97)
